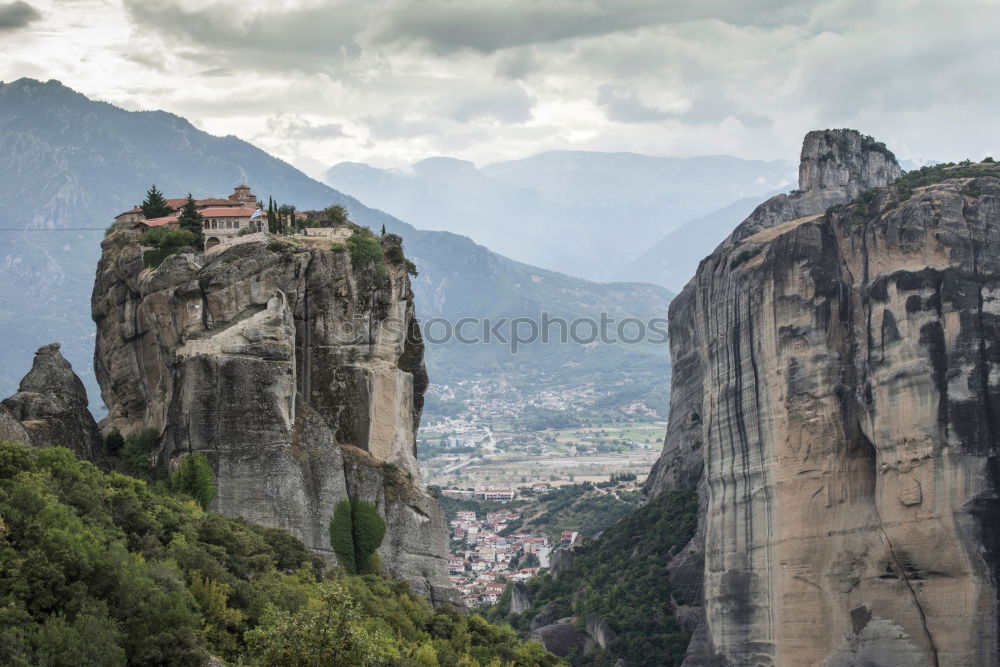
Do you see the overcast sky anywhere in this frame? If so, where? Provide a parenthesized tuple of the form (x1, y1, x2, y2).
(1, 0, 998, 176)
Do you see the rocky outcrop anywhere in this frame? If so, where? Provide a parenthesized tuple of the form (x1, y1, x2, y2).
(527, 619, 592, 658)
(0, 404, 30, 443)
(1, 343, 102, 460)
(527, 613, 616, 658)
(585, 613, 616, 650)
(91, 232, 458, 607)
(511, 581, 533, 615)
(529, 602, 562, 631)
(647, 131, 1000, 665)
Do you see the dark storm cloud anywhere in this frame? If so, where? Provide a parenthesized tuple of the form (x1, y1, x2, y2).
(370, 0, 812, 54)
(0, 1, 41, 31)
(124, 0, 814, 66)
(122, 0, 367, 71)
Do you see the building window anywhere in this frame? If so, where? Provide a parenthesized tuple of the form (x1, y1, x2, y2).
(203, 221, 209, 229)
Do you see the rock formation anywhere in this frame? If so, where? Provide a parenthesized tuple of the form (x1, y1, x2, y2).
(0, 404, 30, 443)
(646, 129, 1000, 665)
(510, 581, 533, 615)
(91, 232, 459, 607)
(1, 343, 103, 460)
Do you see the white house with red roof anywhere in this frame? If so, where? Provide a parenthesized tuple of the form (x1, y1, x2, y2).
(114, 185, 268, 250)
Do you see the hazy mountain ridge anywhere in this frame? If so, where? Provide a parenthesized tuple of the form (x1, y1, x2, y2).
(325, 151, 795, 283)
(0, 78, 671, 417)
(620, 194, 775, 291)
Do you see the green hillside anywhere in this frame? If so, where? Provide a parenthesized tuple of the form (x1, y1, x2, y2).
(0, 439, 562, 666)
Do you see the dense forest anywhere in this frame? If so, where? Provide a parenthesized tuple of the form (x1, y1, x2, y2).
(0, 440, 563, 666)
(484, 489, 698, 666)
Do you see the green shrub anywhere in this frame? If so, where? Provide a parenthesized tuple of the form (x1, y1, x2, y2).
(323, 204, 350, 226)
(405, 259, 419, 277)
(143, 247, 179, 269)
(351, 500, 386, 574)
(729, 246, 762, 269)
(170, 453, 216, 510)
(104, 428, 124, 455)
(384, 245, 404, 264)
(331, 243, 346, 253)
(346, 233, 383, 267)
(329, 499, 356, 574)
(140, 226, 169, 247)
(141, 228, 197, 268)
(238, 227, 255, 237)
(120, 428, 160, 478)
(141, 227, 196, 249)
(163, 229, 197, 247)
(328, 499, 386, 575)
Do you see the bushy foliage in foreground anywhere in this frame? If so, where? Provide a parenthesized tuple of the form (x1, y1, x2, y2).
(0, 441, 562, 666)
(487, 489, 698, 666)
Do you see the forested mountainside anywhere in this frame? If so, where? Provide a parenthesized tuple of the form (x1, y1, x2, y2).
(0, 78, 671, 421)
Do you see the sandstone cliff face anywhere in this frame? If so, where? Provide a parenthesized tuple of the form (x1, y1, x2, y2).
(92, 233, 459, 607)
(647, 131, 1000, 665)
(1, 343, 103, 460)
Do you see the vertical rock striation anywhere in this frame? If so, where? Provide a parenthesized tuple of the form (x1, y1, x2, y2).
(647, 130, 1000, 665)
(92, 233, 459, 607)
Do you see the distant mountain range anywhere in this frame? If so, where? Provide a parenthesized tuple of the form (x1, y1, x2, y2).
(620, 195, 775, 291)
(0, 78, 672, 418)
(325, 152, 795, 284)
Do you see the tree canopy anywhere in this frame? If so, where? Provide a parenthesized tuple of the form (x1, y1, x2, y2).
(0, 440, 563, 666)
(177, 194, 204, 245)
(140, 184, 172, 219)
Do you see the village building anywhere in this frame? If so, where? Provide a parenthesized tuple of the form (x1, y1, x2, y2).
(113, 185, 269, 250)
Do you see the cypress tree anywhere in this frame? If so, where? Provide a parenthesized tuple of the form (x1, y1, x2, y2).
(170, 453, 216, 510)
(141, 184, 172, 219)
(351, 500, 386, 574)
(329, 500, 356, 573)
(328, 499, 385, 574)
(177, 194, 204, 246)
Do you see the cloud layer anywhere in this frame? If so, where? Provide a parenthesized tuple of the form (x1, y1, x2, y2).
(2, 0, 998, 172)
(0, 1, 41, 30)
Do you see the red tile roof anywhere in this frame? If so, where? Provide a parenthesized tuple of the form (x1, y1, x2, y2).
(196, 198, 241, 207)
(200, 206, 258, 218)
(142, 214, 180, 227)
